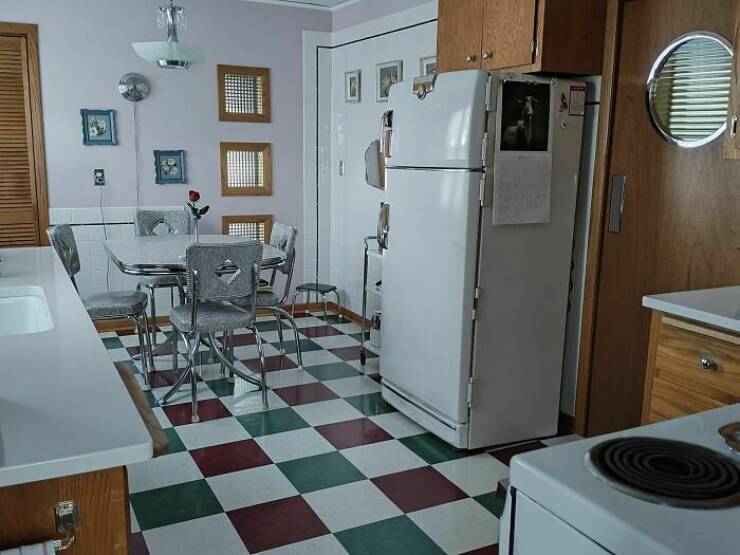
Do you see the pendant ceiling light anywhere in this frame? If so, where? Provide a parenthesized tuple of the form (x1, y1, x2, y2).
(132, 1, 208, 70)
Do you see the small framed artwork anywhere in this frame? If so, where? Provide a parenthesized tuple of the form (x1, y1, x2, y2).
(376, 60, 403, 102)
(345, 70, 361, 103)
(80, 109, 116, 145)
(420, 55, 438, 76)
(153, 150, 187, 184)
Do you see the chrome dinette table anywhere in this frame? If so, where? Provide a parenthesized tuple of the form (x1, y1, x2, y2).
(103, 234, 302, 389)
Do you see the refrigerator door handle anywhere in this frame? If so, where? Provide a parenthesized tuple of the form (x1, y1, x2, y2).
(381, 110, 393, 158)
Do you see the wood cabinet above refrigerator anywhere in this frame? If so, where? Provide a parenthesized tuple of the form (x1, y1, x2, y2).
(437, 0, 607, 76)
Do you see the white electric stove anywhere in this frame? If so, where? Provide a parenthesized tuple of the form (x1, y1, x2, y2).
(500, 404, 740, 555)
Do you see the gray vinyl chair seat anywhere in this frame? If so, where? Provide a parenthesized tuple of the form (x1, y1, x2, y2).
(82, 291, 149, 319)
(170, 301, 252, 333)
(139, 275, 182, 288)
(296, 282, 337, 294)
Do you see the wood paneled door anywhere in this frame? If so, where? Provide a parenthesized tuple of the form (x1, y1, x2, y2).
(0, 22, 47, 247)
(437, 0, 485, 72)
(578, 0, 740, 436)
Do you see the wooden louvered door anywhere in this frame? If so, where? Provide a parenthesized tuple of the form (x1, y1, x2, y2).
(0, 23, 46, 247)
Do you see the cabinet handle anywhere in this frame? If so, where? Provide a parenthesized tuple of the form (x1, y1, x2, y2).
(730, 115, 738, 138)
(699, 356, 717, 371)
(482, 51, 492, 60)
(465, 54, 477, 64)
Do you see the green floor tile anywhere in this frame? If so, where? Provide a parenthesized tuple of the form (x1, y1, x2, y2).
(399, 433, 471, 464)
(102, 336, 125, 350)
(350, 332, 370, 342)
(273, 339, 323, 354)
(475, 492, 506, 518)
(344, 392, 396, 417)
(129, 479, 222, 530)
(144, 391, 159, 409)
(207, 378, 235, 397)
(320, 314, 351, 325)
(336, 515, 444, 555)
(255, 319, 291, 332)
(237, 407, 309, 437)
(305, 362, 361, 381)
(162, 428, 187, 455)
(277, 451, 365, 494)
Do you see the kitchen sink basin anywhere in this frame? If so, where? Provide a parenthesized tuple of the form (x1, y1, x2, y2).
(0, 286, 54, 336)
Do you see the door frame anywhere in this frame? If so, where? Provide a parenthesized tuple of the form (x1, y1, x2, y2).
(573, 0, 628, 436)
(0, 22, 48, 246)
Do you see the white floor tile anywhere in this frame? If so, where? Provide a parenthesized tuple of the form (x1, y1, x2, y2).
(151, 381, 217, 404)
(304, 480, 402, 533)
(255, 427, 334, 463)
(369, 412, 426, 438)
(151, 407, 172, 429)
(126, 452, 203, 494)
(258, 330, 282, 344)
(331, 322, 362, 335)
(130, 504, 140, 533)
(266, 368, 318, 390)
(233, 343, 280, 360)
(434, 453, 509, 496)
(260, 534, 347, 555)
(309, 334, 361, 350)
(175, 417, 251, 450)
(207, 465, 298, 512)
(293, 316, 326, 329)
(107, 348, 132, 362)
(292, 399, 364, 427)
(287, 349, 343, 367)
(119, 334, 142, 348)
(409, 498, 499, 555)
(222, 390, 288, 416)
(341, 440, 427, 479)
(347, 358, 380, 375)
(324, 376, 381, 397)
(144, 513, 248, 555)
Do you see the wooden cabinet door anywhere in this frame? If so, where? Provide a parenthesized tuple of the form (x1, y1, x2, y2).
(437, 0, 484, 72)
(481, 0, 537, 70)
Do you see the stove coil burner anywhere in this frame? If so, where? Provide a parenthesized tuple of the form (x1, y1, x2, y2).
(587, 437, 740, 509)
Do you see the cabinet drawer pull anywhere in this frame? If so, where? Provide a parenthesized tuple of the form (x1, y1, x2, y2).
(482, 51, 492, 60)
(699, 356, 717, 371)
(465, 54, 477, 63)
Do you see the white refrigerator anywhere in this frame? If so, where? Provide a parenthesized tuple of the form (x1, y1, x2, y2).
(380, 70, 585, 449)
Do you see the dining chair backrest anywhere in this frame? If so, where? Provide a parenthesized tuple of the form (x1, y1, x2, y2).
(46, 224, 81, 285)
(185, 241, 263, 302)
(270, 222, 297, 276)
(135, 208, 191, 237)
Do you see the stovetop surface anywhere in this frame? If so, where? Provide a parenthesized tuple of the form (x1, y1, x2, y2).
(510, 405, 740, 555)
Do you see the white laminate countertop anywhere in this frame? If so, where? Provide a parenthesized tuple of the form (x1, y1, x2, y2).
(642, 285, 740, 334)
(0, 247, 152, 487)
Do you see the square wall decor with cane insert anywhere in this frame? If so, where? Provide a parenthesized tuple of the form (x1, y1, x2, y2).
(222, 215, 273, 243)
(218, 65, 271, 123)
(220, 142, 272, 196)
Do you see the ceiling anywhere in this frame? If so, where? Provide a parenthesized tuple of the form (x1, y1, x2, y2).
(247, 0, 354, 9)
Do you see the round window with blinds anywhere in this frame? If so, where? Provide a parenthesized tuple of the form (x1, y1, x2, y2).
(647, 32, 733, 148)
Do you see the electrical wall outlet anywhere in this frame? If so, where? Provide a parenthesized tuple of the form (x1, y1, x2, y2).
(94, 168, 105, 186)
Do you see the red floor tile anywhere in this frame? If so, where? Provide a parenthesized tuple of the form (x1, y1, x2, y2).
(228, 495, 329, 553)
(489, 441, 547, 466)
(162, 398, 231, 426)
(190, 439, 271, 477)
(371, 466, 467, 513)
(274, 382, 339, 406)
(316, 418, 393, 449)
(146, 368, 201, 388)
(329, 345, 378, 361)
(129, 533, 149, 555)
(243, 354, 298, 373)
(463, 545, 499, 555)
(220, 333, 257, 347)
(299, 325, 344, 338)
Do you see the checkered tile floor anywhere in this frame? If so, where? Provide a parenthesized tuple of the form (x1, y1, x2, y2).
(101, 311, 572, 555)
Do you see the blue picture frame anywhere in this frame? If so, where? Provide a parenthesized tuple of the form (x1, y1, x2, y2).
(80, 109, 116, 145)
(154, 150, 187, 184)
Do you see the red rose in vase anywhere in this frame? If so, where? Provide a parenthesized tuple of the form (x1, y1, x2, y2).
(186, 190, 209, 220)
(188, 190, 201, 203)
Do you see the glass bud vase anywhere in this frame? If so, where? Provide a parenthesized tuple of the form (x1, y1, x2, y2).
(194, 219, 200, 243)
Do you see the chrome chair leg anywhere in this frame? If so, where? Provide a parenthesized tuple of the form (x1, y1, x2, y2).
(190, 335, 200, 423)
(134, 315, 151, 391)
(220, 331, 227, 376)
(323, 293, 329, 320)
(142, 312, 155, 371)
(291, 290, 301, 318)
(274, 307, 303, 371)
(204, 334, 265, 396)
(331, 290, 342, 320)
(160, 330, 198, 406)
(253, 328, 269, 410)
(276, 312, 285, 354)
(148, 285, 157, 348)
(172, 328, 179, 373)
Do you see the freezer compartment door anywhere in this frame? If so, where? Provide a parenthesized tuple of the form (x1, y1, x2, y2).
(380, 168, 481, 425)
(386, 70, 489, 169)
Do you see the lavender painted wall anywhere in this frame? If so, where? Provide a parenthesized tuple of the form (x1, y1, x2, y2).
(0, 0, 330, 285)
(332, 0, 434, 30)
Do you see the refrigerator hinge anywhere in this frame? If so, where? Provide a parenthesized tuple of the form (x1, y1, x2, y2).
(532, 38, 539, 58)
(474, 287, 481, 300)
(485, 75, 493, 112)
(467, 377, 475, 408)
(478, 174, 486, 207)
(480, 134, 489, 175)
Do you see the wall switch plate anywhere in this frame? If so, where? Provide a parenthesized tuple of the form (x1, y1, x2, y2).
(94, 168, 105, 186)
